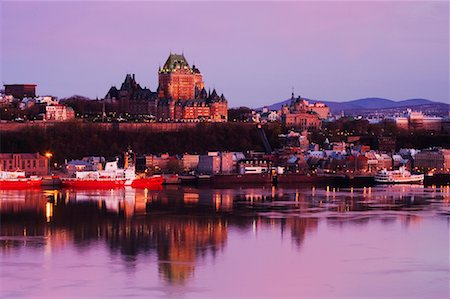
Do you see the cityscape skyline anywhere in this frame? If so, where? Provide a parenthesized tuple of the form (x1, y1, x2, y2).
(1, 1, 449, 107)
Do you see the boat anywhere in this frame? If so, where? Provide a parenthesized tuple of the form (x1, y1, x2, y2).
(179, 174, 197, 185)
(129, 173, 164, 188)
(196, 174, 212, 184)
(61, 160, 163, 189)
(61, 168, 126, 188)
(0, 171, 42, 189)
(162, 174, 180, 185)
(375, 166, 424, 184)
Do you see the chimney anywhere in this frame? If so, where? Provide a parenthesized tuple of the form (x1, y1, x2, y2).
(132, 74, 135, 80)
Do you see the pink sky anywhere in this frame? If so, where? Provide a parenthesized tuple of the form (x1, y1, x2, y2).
(1, 1, 448, 107)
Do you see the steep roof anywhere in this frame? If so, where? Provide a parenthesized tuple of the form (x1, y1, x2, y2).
(162, 53, 190, 71)
(192, 65, 201, 74)
(197, 87, 208, 99)
(105, 86, 119, 99)
(120, 74, 140, 91)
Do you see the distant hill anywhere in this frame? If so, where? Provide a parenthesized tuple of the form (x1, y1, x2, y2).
(260, 97, 448, 115)
(60, 95, 93, 101)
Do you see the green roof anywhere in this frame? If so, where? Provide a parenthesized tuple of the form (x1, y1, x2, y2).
(161, 53, 190, 72)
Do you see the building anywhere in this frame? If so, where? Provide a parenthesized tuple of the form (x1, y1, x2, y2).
(392, 110, 443, 131)
(283, 113, 322, 130)
(281, 93, 327, 130)
(4, 84, 37, 99)
(105, 74, 157, 115)
(36, 96, 59, 106)
(238, 159, 272, 174)
(378, 136, 396, 152)
(414, 149, 450, 172)
(156, 53, 228, 122)
(145, 154, 171, 171)
(45, 105, 75, 121)
(197, 152, 235, 174)
(364, 151, 392, 171)
(219, 152, 234, 174)
(181, 154, 200, 172)
(65, 160, 96, 176)
(158, 53, 204, 100)
(103, 54, 228, 121)
(0, 153, 49, 175)
(198, 155, 221, 175)
(285, 93, 330, 119)
(197, 152, 234, 175)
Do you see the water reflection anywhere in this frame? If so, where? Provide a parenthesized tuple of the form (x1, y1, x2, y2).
(1, 185, 449, 293)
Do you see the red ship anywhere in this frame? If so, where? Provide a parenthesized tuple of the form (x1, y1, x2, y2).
(61, 159, 163, 189)
(130, 175, 164, 188)
(61, 177, 127, 189)
(0, 171, 42, 189)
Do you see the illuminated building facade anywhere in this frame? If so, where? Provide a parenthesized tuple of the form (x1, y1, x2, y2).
(105, 74, 158, 115)
(281, 93, 328, 130)
(45, 104, 75, 121)
(156, 53, 228, 122)
(392, 109, 443, 132)
(0, 152, 49, 175)
(4, 84, 37, 99)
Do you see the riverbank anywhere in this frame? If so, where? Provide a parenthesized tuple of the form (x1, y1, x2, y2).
(38, 172, 450, 189)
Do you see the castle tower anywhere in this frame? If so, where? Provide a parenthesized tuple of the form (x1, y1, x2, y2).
(158, 53, 204, 100)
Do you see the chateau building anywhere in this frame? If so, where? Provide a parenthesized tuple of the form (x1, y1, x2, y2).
(104, 53, 228, 122)
(105, 74, 158, 115)
(158, 54, 204, 100)
(157, 53, 227, 122)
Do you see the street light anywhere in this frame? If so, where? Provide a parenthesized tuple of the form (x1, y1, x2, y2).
(45, 152, 53, 175)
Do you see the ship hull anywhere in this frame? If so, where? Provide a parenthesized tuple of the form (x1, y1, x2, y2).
(130, 176, 164, 188)
(61, 179, 126, 189)
(375, 175, 424, 184)
(0, 179, 42, 189)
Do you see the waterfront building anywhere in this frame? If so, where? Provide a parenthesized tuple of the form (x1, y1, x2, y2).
(181, 154, 200, 172)
(198, 155, 221, 175)
(0, 153, 49, 175)
(414, 149, 450, 172)
(197, 152, 234, 175)
(4, 84, 37, 99)
(65, 157, 105, 175)
(364, 151, 392, 171)
(45, 104, 75, 121)
(238, 159, 272, 174)
(65, 160, 96, 175)
(145, 154, 171, 172)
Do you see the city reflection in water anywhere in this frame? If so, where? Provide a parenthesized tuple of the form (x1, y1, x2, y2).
(0, 185, 449, 296)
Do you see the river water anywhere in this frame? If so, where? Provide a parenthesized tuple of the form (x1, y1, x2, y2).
(1, 185, 449, 298)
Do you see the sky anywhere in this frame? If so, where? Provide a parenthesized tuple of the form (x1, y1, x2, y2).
(1, 1, 449, 107)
